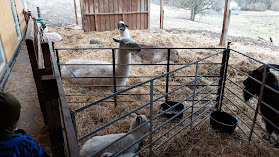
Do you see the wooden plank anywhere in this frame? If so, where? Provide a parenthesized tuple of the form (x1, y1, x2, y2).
(108, 0, 113, 31)
(90, 0, 94, 31)
(147, 0, 150, 29)
(25, 17, 34, 40)
(80, 0, 87, 31)
(114, 0, 119, 30)
(81, 0, 150, 31)
(48, 42, 80, 157)
(74, 0, 78, 25)
(37, 33, 44, 68)
(94, 0, 99, 31)
(99, 0, 104, 31)
(132, 0, 137, 29)
(41, 42, 53, 75)
(26, 18, 49, 125)
(128, 0, 133, 29)
(141, 0, 145, 29)
(103, 0, 109, 31)
(42, 75, 65, 157)
(137, 0, 141, 29)
(86, 0, 91, 31)
(84, 11, 148, 15)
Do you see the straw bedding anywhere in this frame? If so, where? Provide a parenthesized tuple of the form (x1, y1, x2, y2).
(49, 25, 279, 156)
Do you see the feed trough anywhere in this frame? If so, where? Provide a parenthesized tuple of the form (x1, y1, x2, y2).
(160, 100, 185, 119)
(210, 110, 238, 134)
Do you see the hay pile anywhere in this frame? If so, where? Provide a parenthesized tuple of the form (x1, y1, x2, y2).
(49, 25, 279, 156)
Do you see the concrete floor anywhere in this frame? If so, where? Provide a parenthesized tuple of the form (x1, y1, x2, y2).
(4, 43, 52, 155)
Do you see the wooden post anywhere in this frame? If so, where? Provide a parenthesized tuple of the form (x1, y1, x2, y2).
(26, 18, 48, 124)
(41, 42, 53, 75)
(219, 0, 231, 47)
(42, 75, 65, 157)
(47, 40, 80, 157)
(148, 0, 150, 29)
(160, 0, 164, 29)
(74, 0, 78, 25)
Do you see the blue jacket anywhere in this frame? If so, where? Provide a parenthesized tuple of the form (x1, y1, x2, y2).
(0, 129, 48, 157)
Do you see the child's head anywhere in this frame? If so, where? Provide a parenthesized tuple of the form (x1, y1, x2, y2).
(0, 93, 21, 136)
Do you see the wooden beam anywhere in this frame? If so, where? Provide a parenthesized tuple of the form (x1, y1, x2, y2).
(160, 0, 163, 29)
(48, 42, 80, 157)
(42, 75, 65, 157)
(85, 11, 148, 15)
(74, 0, 78, 25)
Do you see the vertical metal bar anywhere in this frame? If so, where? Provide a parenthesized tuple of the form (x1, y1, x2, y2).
(216, 42, 231, 111)
(190, 62, 199, 130)
(112, 49, 118, 107)
(165, 48, 171, 102)
(55, 49, 61, 75)
(37, 7, 41, 18)
(248, 65, 268, 141)
(70, 111, 78, 142)
(149, 80, 153, 156)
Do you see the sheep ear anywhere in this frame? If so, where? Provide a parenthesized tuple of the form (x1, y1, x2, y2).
(112, 38, 120, 43)
(130, 113, 137, 118)
(125, 24, 129, 27)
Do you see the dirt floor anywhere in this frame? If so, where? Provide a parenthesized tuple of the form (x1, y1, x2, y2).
(3, 43, 52, 155)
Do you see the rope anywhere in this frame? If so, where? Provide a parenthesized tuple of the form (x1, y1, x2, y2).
(58, 62, 76, 78)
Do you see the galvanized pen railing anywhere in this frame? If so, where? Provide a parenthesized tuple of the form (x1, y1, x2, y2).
(53, 45, 279, 156)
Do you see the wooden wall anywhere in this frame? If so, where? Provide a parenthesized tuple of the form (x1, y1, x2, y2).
(0, 0, 27, 63)
(80, 0, 150, 32)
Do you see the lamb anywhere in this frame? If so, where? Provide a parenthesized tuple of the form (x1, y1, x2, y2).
(101, 152, 138, 157)
(117, 21, 179, 64)
(243, 64, 279, 147)
(80, 113, 150, 157)
(61, 37, 141, 91)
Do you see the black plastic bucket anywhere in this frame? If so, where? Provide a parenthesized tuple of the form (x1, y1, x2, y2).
(160, 101, 185, 119)
(210, 111, 238, 134)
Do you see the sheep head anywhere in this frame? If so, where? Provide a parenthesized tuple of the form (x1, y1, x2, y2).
(113, 37, 141, 52)
(243, 64, 279, 101)
(130, 113, 150, 134)
(118, 21, 129, 31)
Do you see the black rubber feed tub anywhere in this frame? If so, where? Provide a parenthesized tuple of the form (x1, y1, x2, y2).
(160, 101, 185, 119)
(210, 111, 238, 134)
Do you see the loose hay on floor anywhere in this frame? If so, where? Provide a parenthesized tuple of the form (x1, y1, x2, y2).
(49, 25, 279, 156)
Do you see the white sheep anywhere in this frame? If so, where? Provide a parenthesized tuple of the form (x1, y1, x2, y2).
(61, 37, 141, 91)
(80, 113, 150, 157)
(117, 21, 179, 64)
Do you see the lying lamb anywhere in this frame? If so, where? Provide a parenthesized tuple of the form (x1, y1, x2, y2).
(80, 113, 150, 157)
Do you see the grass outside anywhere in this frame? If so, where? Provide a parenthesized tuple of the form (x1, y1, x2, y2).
(150, 3, 279, 46)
